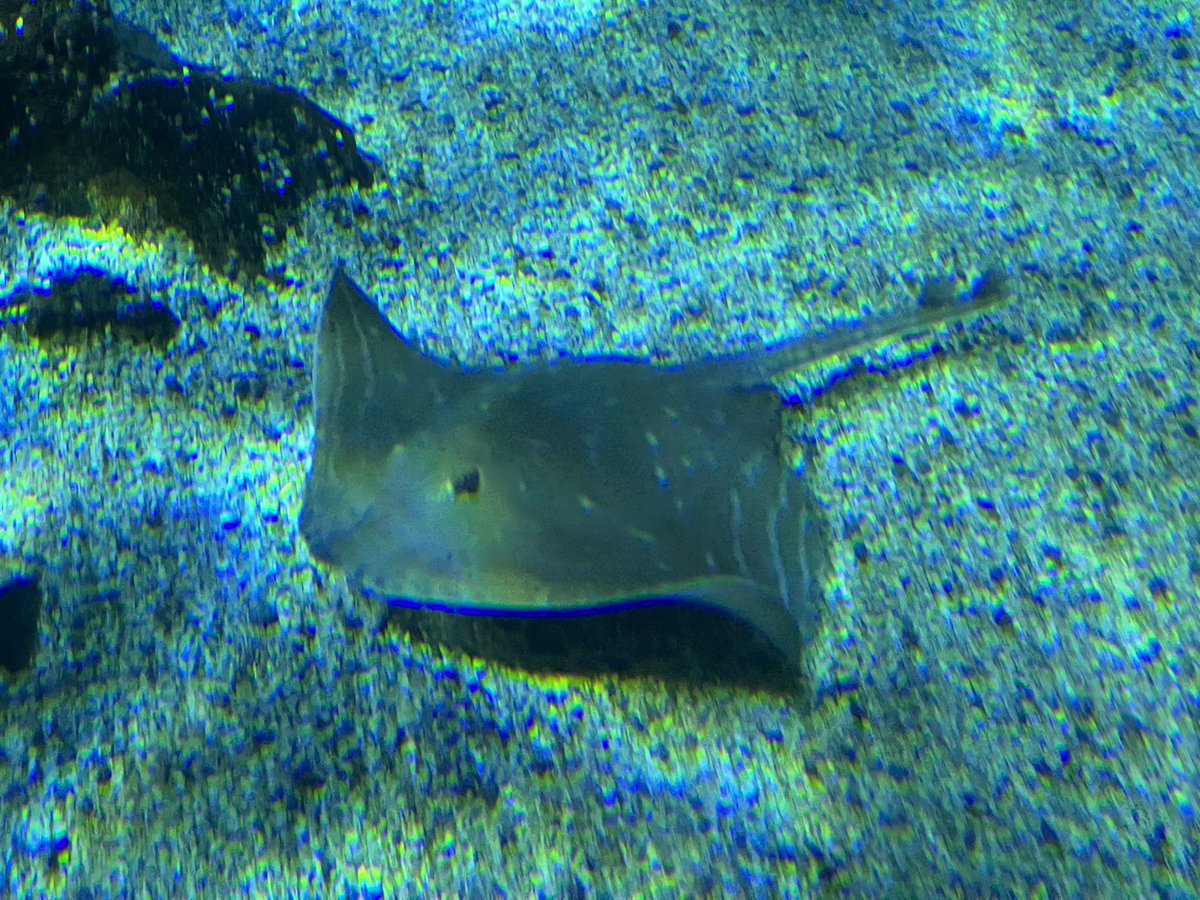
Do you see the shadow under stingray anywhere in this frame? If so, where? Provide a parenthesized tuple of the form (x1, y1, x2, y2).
(376, 598, 808, 696)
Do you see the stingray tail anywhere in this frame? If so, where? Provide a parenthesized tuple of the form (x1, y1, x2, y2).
(716, 269, 1011, 389)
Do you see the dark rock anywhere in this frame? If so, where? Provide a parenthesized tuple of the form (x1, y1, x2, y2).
(0, 574, 41, 674)
(0, 0, 376, 275)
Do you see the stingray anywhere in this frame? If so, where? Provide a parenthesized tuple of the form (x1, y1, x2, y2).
(300, 269, 1009, 668)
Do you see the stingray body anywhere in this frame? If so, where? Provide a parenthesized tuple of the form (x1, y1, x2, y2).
(300, 270, 1008, 667)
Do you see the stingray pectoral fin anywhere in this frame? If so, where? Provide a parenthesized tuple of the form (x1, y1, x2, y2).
(680, 579, 810, 670)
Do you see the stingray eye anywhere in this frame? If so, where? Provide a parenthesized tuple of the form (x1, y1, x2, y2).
(451, 468, 481, 498)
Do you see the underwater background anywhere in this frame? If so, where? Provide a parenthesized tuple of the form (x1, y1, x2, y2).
(1, 0, 1198, 895)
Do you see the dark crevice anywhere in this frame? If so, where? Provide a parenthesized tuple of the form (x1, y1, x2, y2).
(21, 270, 181, 345)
